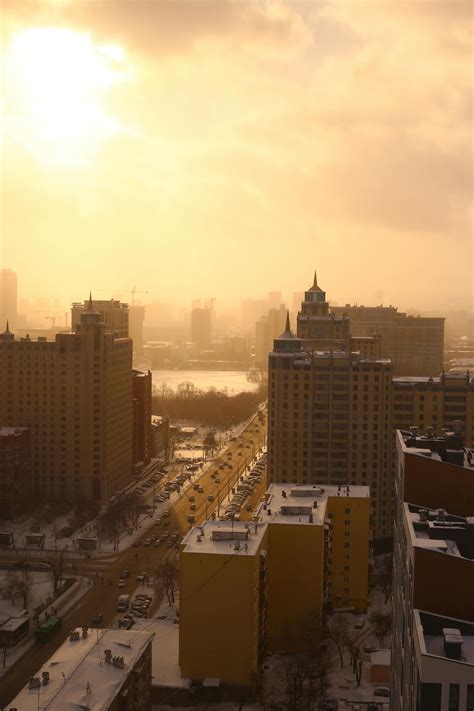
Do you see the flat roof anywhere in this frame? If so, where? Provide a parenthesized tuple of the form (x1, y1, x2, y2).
(415, 610, 474, 666)
(9, 628, 154, 710)
(397, 430, 474, 471)
(404, 503, 474, 559)
(0, 426, 28, 436)
(181, 520, 267, 556)
(256, 483, 370, 526)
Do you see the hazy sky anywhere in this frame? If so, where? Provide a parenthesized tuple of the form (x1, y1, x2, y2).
(1, 1, 473, 312)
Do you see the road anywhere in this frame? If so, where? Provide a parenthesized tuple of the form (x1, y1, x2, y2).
(0, 409, 267, 709)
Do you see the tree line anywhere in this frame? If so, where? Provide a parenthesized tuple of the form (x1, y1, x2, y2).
(152, 381, 267, 429)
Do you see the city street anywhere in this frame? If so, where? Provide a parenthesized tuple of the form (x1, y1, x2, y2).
(0, 409, 267, 709)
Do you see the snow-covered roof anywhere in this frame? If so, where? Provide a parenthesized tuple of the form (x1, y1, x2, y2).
(256, 483, 370, 526)
(181, 520, 267, 556)
(371, 649, 391, 666)
(9, 628, 154, 710)
(404, 503, 474, 559)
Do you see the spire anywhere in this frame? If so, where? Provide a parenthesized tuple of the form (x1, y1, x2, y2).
(285, 309, 291, 333)
(88, 291, 93, 312)
(313, 269, 318, 289)
(5, 319, 10, 334)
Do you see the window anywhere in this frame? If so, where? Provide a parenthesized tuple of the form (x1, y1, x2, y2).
(466, 685, 474, 711)
(446, 685, 460, 711)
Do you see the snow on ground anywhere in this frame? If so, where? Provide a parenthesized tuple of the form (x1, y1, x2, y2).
(0, 570, 54, 617)
(0, 575, 91, 678)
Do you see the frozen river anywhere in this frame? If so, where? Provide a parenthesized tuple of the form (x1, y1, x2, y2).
(151, 370, 259, 394)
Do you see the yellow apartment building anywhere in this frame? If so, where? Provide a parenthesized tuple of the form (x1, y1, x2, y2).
(256, 484, 370, 652)
(179, 521, 268, 688)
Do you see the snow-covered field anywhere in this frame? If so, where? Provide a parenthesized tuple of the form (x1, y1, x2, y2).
(0, 569, 54, 618)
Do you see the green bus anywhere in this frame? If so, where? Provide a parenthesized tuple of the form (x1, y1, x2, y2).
(36, 616, 62, 644)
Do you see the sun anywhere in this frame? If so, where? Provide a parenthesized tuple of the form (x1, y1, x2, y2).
(3, 28, 127, 167)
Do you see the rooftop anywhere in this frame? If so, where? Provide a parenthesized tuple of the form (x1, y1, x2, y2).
(405, 503, 474, 560)
(415, 610, 474, 666)
(256, 484, 370, 526)
(397, 429, 474, 470)
(0, 426, 29, 437)
(9, 627, 154, 710)
(181, 520, 267, 556)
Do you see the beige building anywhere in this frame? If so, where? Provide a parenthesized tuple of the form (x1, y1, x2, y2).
(268, 318, 393, 537)
(331, 303, 445, 376)
(255, 304, 287, 366)
(0, 304, 133, 501)
(392, 371, 474, 448)
(71, 297, 129, 337)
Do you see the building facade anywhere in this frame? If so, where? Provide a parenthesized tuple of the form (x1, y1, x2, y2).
(0, 307, 132, 501)
(255, 304, 287, 366)
(190, 307, 211, 350)
(257, 484, 370, 651)
(331, 303, 445, 376)
(0, 426, 30, 518)
(391, 429, 474, 711)
(267, 318, 393, 537)
(132, 369, 152, 466)
(71, 298, 129, 337)
(179, 521, 268, 688)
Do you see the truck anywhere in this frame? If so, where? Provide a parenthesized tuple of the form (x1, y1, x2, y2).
(117, 594, 130, 612)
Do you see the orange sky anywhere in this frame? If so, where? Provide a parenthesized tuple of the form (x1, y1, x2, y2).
(1, 1, 473, 312)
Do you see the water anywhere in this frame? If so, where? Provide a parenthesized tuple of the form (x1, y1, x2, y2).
(151, 370, 259, 394)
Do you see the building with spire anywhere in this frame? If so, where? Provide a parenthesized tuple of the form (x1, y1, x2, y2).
(0, 305, 133, 501)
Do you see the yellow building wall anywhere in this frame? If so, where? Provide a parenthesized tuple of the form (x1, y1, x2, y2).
(326, 496, 370, 611)
(179, 545, 264, 686)
(265, 523, 324, 652)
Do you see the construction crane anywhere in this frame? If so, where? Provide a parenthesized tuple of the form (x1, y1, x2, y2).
(96, 285, 149, 305)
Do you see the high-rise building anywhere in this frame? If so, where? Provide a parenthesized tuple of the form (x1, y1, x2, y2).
(392, 372, 474, 448)
(179, 521, 268, 688)
(8, 627, 154, 711)
(190, 307, 211, 349)
(391, 429, 474, 711)
(331, 303, 445, 376)
(296, 271, 351, 350)
(240, 298, 268, 335)
(267, 290, 282, 310)
(254, 304, 287, 367)
(132, 369, 152, 466)
(0, 302, 133, 500)
(267, 316, 393, 537)
(129, 304, 145, 357)
(0, 426, 29, 518)
(256, 484, 370, 650)
(71, 298, 129, 337)
(0, 268, 18, 329)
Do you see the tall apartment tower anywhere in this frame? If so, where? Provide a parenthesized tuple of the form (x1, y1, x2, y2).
(268, 313, 393, 538)
(0, 301, 132, 500)
(0, 268, 18, 328)
(190, 307, 211, 349)
(296, 271, 351, 350)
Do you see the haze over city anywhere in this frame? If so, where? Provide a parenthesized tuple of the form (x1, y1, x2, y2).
(2, 0, 472, 312)
(0, 3, 473, 711)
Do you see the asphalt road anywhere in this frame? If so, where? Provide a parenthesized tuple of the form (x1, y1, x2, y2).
(0, 410, 267, 709)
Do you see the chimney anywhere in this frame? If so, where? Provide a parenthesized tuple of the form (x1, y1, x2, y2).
(104, 649, 112, 664)
(42, 672, 50, 686)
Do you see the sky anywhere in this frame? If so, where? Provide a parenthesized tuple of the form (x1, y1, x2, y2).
(1, 0, 473, 313)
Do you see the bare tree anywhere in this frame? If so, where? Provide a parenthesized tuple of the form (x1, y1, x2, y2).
(326, 615, 349, 668)
(157, 559, 178, 606)
(16, 569, 32, 609)
(370, 610, 392, 647)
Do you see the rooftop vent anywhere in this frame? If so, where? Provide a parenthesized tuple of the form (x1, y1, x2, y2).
(282, 491, 287, 498)
(28, 677, 41, 690)
(453, 420, 464, 435)
(443, 628, 463, 660)
(313, 501, 318, 509)
(436, 509, 447, 522)
(196, 534, 202, 542)
(42, 672, 49, 686)
(104, 649, 112, 664)
(419, 509, 429, 522)
(426, 426, 435, 437)
(81, 625, 88, 638)
(69, 630, 80, 642)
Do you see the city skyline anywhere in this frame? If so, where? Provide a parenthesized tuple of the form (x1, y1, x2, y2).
(2, 1, 472, 312)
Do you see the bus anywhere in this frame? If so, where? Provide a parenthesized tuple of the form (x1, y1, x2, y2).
(36, 616, 62, 644)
